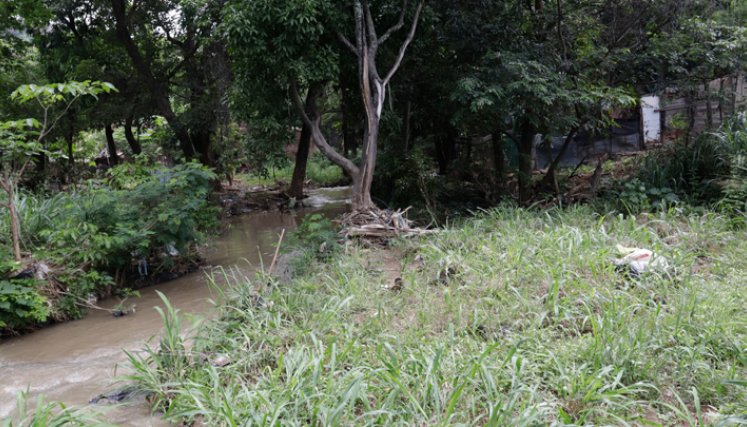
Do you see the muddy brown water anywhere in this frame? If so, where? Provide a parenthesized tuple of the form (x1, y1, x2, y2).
(0, 187, 349, 426)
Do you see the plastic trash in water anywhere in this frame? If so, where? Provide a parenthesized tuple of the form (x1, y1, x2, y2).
(614, 244, 669, 276)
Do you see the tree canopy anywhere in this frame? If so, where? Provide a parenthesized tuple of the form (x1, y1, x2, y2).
(0, 0, 745, 206)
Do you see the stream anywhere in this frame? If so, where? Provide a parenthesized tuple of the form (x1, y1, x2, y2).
(0, 186, 350, 426)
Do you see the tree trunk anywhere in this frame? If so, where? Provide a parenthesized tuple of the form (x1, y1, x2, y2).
(403, 100, 412, 152)
(353, 119, 378, 210)
(288, 84, 324, 199)
(292, 0, 422, 212)
(340, 52, 361, 158)
(124, 113, 142, 155)
(705, 80, 713, 130)
(288, 123, 312, 199)
(491, 132, 506, 194)
(686, 88, 697, 143)
(193, 131, 214, 166)
(518, 121, 536, 204)
(105, 124, 120, 165)
(7, 191, 22, 262)
(110, 0, 195, 160)
(540, 127, 578, 193)
(719, 78, 725, 124)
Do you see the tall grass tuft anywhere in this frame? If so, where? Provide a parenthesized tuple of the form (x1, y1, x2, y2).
(0, 391, 112, 427)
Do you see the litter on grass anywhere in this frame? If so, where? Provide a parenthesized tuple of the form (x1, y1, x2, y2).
(614, 244, 669, 276)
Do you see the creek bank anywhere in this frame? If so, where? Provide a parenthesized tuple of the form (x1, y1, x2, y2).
(0, 186, 351, 425)
(122, 206, 746, 426)
(1, 163, 217, 336)
(214, 183, 351, 217)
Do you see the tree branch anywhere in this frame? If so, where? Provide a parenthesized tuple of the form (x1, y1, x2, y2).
(337, 31, 359, 55)
(378, 0, 408, 45)
(17, 157, 33, 180)
(40, 95, 82, 142)
(289, 80, 359, 177)
(156, 14, 185, 48)
(382, 0, 424, 86)
(361, 0, 378, 49)
(0, 177, 9, 193)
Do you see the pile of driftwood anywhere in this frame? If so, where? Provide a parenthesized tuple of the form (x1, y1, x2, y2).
(339, 209, 433, 239)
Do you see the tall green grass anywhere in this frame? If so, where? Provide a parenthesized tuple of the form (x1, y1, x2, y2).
(126, 206, 746, 426)
(0, 391, 111, 427)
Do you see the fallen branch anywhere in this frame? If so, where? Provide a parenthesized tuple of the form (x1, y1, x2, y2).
(340, 208, 435, 240)
(268, 228, 285, 275)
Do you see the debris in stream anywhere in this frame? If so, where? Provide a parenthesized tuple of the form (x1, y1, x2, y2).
(10, 262, 51, 281)
(89, 386, 141, 405)
(112, 305, 136, 317)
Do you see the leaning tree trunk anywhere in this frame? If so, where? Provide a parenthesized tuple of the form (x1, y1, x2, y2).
(288, 85, 323, 199)
(111, 0, 196, 161)
(540, 127, 579, 194)
(348, 0, 423, 210)
(288, 123, 312, 199)
(104, 124, 120, 165)
(124, 113, 142, 155)
(291, 0, 423, 212)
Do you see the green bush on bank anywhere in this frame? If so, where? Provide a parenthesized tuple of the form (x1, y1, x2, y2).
(0, 162, 217, 332)
(616, 112, 747, 215)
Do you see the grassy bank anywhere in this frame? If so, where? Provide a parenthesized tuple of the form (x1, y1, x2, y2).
(126, 206, 746, 426)
(239, 153, 347, 190)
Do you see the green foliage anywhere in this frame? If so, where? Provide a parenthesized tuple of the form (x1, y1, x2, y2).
(223, 0, 338, 172)
(291, 213, 339, 258)
(628, 112, 747, 214)
(0, 390, 111, 427)
(26, 163, 216, 271)
(0, 279, 48, 330)
(123, 291, 188, 412)
(1, 163, 217, 330)
(616, 179, 680, 214)
(10, 81, 116, 107)
(240, 153, 345, 189)
(373, 144, 453, 216)
(0, 258, 48, 330)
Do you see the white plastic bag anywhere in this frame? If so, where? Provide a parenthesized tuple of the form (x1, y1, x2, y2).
(614, 244, 669, 276)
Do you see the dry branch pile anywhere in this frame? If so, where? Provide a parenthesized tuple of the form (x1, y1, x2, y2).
(339, 209, 434, 240)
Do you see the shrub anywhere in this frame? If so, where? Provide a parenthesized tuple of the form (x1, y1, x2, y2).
(623, 111, 747, 214)
(1, 162, 218, 331)
(0, 279, 48, 330)
(615, 178, 680, 214)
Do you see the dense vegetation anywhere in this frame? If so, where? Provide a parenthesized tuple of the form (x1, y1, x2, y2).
(1, 162, 216, 331)
(1, 0, 746, 424)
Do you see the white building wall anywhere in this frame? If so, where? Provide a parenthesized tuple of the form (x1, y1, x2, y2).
(641, 95, 661, 144)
